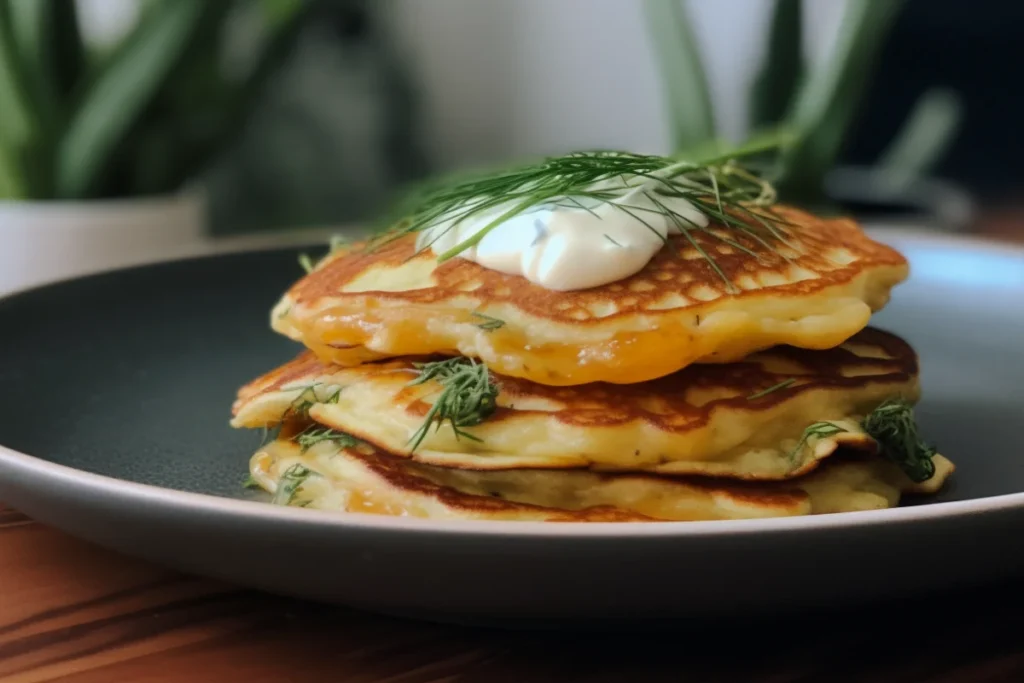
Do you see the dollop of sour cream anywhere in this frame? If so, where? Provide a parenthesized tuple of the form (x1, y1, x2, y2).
(417, 185, 707, 291)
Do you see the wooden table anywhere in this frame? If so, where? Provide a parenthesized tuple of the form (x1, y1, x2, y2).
(4, 500, 1024, 682)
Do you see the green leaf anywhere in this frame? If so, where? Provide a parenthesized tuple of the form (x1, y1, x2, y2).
(8, 0, 78, 196)
(0, 1, 35, 197)
(776, 0, 906, 201)
(125, 122, 176, 196)
(56, 0, 210, 198)
(96, 0, 311, 197)
(9, 0, 59, 128)
(682, 125, 796, 167)
(128, 19, 233, 194)
(173, 0, 313, 183)
(877, 87, 962, 192)
(749, 0, 803, 130)
(238, 2, 309, 100)
(50, 0, 86, 102)
(260, 0, 304, 27)
(643, 0, 716, 152)
(0, 140, 22, 198)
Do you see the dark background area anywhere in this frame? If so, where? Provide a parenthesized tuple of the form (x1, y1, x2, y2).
(846, 0, 1024, 203)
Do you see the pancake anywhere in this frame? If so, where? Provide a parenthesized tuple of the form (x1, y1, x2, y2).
(233, 328, 921, 479)
(271, 206, 907, 385)
(248, 436, 955, 522)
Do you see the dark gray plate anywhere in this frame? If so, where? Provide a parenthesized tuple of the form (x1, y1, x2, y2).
(1, 232, 1022, 624)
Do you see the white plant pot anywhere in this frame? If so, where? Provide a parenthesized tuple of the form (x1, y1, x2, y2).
(0, 193, 206, 295)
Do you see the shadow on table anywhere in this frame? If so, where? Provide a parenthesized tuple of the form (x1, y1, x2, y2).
(238, 578, 1024, 683)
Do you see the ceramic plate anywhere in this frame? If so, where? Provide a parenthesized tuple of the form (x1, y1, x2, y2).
(1, 232, 1023, 624)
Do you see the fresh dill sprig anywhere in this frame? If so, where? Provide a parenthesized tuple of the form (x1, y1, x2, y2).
(470, 312, 505, 331)
(257, 385, 343, 448)
(862, 399, 937, 483)
(788, 421, 848, 463)
(328, 234, 349, 252)
(298, 234, 351, 275)
(788, 399, 937, 482)
(285, 383, 342, 420)
(272, 464, 317, 505)
(406, 357, 499, 452)
(295, 426, 360, 452)
(746, 378, 796, 400)
(259, 384, 342, 446)
(378, 139, 789, 288)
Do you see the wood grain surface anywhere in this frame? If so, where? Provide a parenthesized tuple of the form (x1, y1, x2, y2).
(3, 500, 1024, 683)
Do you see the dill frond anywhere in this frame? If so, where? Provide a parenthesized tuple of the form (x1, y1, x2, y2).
(406, 357, 499, 452)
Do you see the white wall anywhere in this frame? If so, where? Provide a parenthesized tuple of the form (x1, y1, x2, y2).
(384, 0, 846, 171)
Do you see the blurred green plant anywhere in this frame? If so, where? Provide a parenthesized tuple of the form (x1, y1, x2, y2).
(0, 0, 317, 200)
(644, 0, 963, 205)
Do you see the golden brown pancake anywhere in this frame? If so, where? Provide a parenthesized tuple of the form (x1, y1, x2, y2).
(271, 206, 907, 385)
(249, 436, 954, 522)
(233, 328, 921, 479)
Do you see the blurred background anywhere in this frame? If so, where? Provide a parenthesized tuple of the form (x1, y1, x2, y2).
(1, 0, 1023, 292)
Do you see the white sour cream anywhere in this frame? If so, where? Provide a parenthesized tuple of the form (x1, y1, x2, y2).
(417, 184, 708, 291)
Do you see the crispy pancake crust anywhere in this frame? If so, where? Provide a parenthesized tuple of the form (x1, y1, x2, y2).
(234, 328, 921, 479)
(249, 437, 954, 522)
(272, 206, 907, 385)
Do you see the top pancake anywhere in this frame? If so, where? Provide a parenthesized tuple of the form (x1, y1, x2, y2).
(272, 206, 907, 385)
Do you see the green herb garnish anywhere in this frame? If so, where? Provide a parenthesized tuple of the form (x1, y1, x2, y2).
(407, 357, 499, 452)
(259, 384, 341, 446)
(788, 421, 848, 463)
(470, 312, 505, 331)
(295, 426, 360, 452)
(298, 234, 351, 275)
(379, 140, 790, 288)
(862, 399, 937, 483)
(328, 234, 349, 253)
(272, 464, 317, 506)
(788, 399, 937, 482)
(258, 385, 342, 448)
(285, 383, 342, 421)
(243, 474, 262, 490)
(747, 378, 795, 400)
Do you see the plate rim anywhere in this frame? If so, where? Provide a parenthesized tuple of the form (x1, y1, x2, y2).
(1, 229, 1023, 539)
(2, 436, 1021, 540)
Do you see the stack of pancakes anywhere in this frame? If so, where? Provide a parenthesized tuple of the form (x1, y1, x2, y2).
(232, 205, 954, 521)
